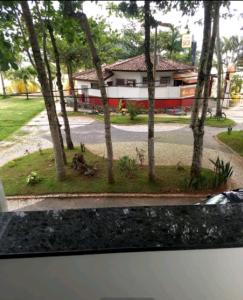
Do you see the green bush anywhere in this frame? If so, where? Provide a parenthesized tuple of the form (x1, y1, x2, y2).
(127, 104, 140, 120)
(209, 157, 233, 187)
(185, 174, 212, 191)
(118, 155, 137, 177)
(26, 171, 41, 185)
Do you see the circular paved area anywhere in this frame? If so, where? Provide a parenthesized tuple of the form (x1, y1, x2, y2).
(112, 123, 187, 132)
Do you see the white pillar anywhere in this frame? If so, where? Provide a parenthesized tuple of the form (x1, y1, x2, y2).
(0, 180, 7, 212)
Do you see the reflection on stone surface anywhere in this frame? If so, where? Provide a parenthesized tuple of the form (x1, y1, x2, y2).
(0, 204, 243, 257)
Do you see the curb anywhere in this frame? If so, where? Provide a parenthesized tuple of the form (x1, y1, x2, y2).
(6, 193, 208, 201)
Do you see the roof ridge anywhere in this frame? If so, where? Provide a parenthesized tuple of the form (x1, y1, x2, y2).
(162, 57, 193, 68)
(106, 54, 144, 70)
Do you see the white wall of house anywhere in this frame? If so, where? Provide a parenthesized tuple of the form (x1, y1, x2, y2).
(86, 85, 194, 100)
(75, 81, 91, 90)
(109, 71, 174, 87)
(74, 71, 192, 99)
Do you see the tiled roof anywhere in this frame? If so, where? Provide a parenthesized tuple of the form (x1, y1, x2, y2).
(73, 54, 194, 81)
(73, 68, 113, 81)
(106, 54, 194, 72)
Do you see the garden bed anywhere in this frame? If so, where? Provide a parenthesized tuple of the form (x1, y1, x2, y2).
(0, 148, 216, 196)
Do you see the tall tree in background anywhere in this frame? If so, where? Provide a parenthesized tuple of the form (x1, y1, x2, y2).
(190, 1, 220, 178)
(144, 1, 155, 181)
(47, 20, 74, 150)
(21, 0, 66, 180)
(216, 7, 223, 117)
(0, 32, 18, 96)
(7, 66, 36, 99)
(64, 1, 114, 184)
(35, 2, 67, 164)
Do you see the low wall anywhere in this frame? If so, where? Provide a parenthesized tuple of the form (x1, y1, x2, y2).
(79, 95, 194, 110)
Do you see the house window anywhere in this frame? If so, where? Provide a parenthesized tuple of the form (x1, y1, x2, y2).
(127, 79, 136, 87)
(91, 82, 99, 89)
(107, 81, 113, 86)
(174, 80, 183, 87)
(160, 76, 171, 86)
(116, 79, 125, 86)
(143, 77, 147, 85)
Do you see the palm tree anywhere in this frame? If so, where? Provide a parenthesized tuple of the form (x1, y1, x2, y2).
(8, 66, 37, 99)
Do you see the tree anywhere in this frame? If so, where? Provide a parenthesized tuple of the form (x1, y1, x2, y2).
(8, 66, 36, 99)
(114, 23, 144, 58)
(190, 1, 220, 178)
(34, 1, 67, 164)
(21, 0, 66, 181)
(64, 1, 114, 184)
(216, 10, 223, 117)
(0, 31, 18, 96)
(221, 36, 243, 66)
(47, 20, 74, 150)
(144, 1, 155, 181)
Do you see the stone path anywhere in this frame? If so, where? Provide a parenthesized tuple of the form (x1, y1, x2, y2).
(0, 108, 94, 167)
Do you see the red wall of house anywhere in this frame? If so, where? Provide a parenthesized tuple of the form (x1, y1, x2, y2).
(79, 95, 193, 109)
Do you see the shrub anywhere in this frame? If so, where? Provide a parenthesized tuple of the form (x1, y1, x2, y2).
(26, 171, 41, 185)
(185, 174, 211, 191)
(136, 147, 145, 167)
(209, 157, 233, 187)
(118, 155, 137, 177)
(127, 104, 140, 120)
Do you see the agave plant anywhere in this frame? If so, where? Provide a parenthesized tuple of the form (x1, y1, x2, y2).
(209, 157, 233, 187)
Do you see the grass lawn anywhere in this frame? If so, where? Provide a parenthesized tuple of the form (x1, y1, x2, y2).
(0, 96, 44, 141)
(95, 114, 235, 128)
(0, 148, 215, 196)
(217, 131, 243, 156)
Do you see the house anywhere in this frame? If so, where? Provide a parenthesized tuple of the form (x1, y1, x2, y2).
(73, 54, 197, 110)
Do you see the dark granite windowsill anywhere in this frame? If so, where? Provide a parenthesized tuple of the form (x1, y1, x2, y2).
(0, 204, 243, 259)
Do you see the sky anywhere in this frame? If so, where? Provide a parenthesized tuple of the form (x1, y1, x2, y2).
(83, 0, 243, 51)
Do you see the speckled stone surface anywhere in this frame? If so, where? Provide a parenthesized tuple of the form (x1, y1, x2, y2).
(1, 204, 243, 258)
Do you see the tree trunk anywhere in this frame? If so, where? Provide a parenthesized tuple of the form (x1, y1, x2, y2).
(16, 10, 36, 70)
(47, 21, 74, 150)
(67, 62, 78, 112)
(24, 80, 29, 100)
(72, 10, 114, 184)
(41, 17, 67, 164)
(144, 1, 155, 182)
(0, 72, 6, 97)
(216, 15, 222, 117)
(21, 0, 66, 181)
(190, 1, 220, 178)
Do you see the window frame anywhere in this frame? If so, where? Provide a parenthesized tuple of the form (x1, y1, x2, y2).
(160, 76, 171, 86)
(116, 78, 125, 86)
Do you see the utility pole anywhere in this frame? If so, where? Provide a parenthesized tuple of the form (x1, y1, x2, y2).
(153, 22, 173, 85)
(191, 41, 197, 66)
(153, 25, 158, 83)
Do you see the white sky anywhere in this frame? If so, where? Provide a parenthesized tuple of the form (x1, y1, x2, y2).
(83, 0, 243, 50)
